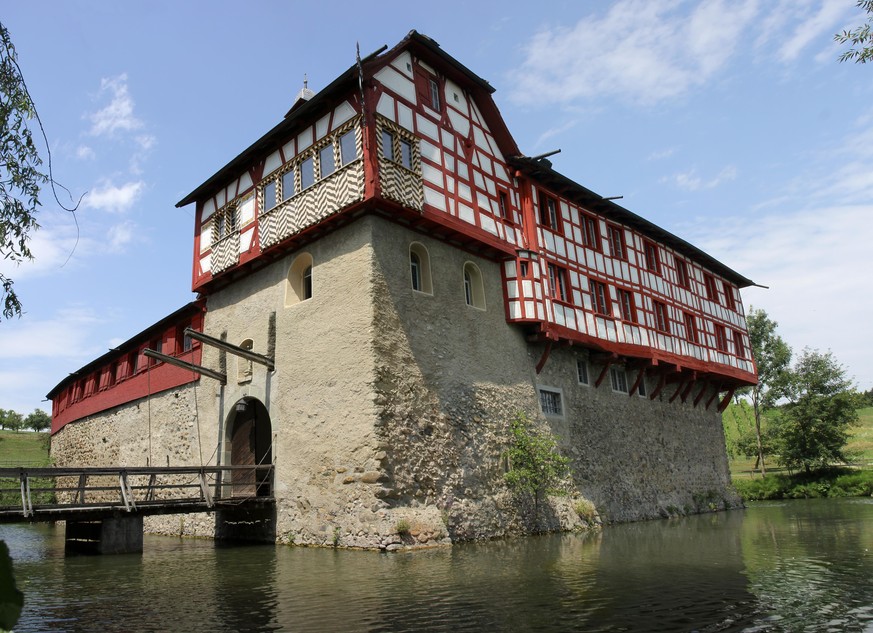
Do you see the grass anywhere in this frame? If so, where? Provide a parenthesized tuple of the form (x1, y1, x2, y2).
(734, 468, 873, 501)
(0, 431, 54, 507)
(726, 404, 873, 500)
(0, 430, 51, 467)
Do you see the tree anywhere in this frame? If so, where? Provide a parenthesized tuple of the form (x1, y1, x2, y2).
(504, 412, 570, 521)
(25, 408, 50, 432)
(0, 21, 46, 319)
(745, 308, 792, 476)
(836, 0, 873, 64)
(772, 349, 861, 474)
(0, 409, 24, 432)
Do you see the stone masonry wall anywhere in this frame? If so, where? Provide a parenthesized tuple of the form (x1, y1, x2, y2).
(51, 214, 739, 549)
(50, 385, 217, 537)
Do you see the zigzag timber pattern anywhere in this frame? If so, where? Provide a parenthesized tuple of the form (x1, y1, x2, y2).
(260, 161, 365, 249)
(211, 232, 240, 275)
(376, 115, 424, 211)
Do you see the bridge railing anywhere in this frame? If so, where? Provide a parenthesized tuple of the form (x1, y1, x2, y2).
(0, 465, 274, 520)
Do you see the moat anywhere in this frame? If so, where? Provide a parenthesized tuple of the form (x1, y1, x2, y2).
(3, 498, 873, 632)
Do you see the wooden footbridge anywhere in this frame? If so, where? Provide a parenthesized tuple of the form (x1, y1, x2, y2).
(0, 464, 274, 554)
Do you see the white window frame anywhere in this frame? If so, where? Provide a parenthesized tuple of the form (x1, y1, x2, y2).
(576, 359, 589, 386)
(609, 366, 629, 394)
(537, 386, 564, 417)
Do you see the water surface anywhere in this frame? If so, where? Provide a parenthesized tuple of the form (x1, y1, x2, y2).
(3, 498, 873, 632)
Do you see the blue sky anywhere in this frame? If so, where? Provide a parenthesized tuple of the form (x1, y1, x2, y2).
(2, 0, 872, 416)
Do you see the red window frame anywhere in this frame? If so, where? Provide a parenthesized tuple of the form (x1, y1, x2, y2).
(644, 240, 661, 275)
(714, 324, 728, 351)
(608, 225, 626, 260)
(589, 279, 610, 315)
(653, 300, 669, 332)
(723, 281, 736, 310)
(676, 259, 690, 289)
(547, 263, 569, 302)
(684, 311, 699, 343)
(704, 274, 719, 303)
(734, 330, 746, 358)
(617, 288, 636, 322)
(582, 213, 601, 251)
(414, 67, 441, 112)
(497, 188, 514, 223)
(538, 190, 561, 231)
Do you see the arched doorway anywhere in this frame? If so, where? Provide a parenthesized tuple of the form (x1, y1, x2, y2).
(226, 397, 272, 497)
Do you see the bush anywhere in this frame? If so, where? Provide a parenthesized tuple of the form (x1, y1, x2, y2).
(734, 468, 873, 500)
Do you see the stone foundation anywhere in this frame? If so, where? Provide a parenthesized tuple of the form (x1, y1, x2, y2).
(50, 216, 739, 550)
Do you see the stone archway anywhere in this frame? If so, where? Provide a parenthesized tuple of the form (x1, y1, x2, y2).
(226, 397, 272, 497)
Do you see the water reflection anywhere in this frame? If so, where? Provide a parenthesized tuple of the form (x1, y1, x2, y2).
(3, 499, 873, 632)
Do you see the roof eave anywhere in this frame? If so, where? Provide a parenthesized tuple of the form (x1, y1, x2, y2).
(509, 156, 756, 288)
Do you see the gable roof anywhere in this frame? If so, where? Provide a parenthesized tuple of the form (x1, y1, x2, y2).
(176, 30, 519, 209)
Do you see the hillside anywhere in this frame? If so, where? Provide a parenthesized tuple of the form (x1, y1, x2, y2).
(0, 430, 51, 466)
(724, 404, 873, 476)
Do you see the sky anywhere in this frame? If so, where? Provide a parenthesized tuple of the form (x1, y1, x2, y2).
(2, 0, 872, 416)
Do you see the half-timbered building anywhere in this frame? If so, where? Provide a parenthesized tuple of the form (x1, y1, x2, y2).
(48, 32, 756, 548)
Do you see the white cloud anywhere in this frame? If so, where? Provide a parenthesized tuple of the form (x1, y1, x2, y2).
(686, 203, 873, 388)
(648, 147, 676, 161)
(775, 0, 850, 62)
(88, 73, 143, 136)
(510, 0, 758, 106)
(0, 223, 81, 280)
(76, 145, 95, 160)
(83, 181, 146, 213)
(665, 165, 737, 191)
(107, 221, 138, 252)
(0, 307, 103, 360)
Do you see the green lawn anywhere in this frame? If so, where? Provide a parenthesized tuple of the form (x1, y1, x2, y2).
(0, 430, 51, 467)
(725, 404, 873, 478)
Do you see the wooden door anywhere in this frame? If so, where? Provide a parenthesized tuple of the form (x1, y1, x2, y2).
(230, 408, 257, 497)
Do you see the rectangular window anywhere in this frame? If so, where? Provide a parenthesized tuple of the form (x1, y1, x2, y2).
(215, 213, 226, 240)
(282, 169, 295, 200)
(263, 181, 277, 212)
(644, 241, 661, 274)
(704, 274, 719, 302)
(538, 387, 563, 416)
(684, 312, 699, 343)
(319, 144, 335, 179)
(608, 225, 626, 260)
(339, 129, 357, 166)
(638, 375, 647, 397)
(734, 330, 747, 358)
(676, 259, 690, 288)
(399, 139, 413, 169)
(723, 281, 736, 310)
(654, 300, 669, 333)
(582, 214, 601, 250)
(300, 157, 315, 190)
(589, 279, 610, 315)
(429, 78, 441, 111)
(577, 359, 589, 385)
(714, 324, 728, 352)
(381, 129, 395, 162)
(538, 191, 559, 230)
(498, 191, 510, 220)
(610, 366, 629, 393)
(618, 289, 636, 322)
(548, 263, 568, 302)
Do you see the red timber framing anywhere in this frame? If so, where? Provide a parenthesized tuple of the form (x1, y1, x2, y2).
(47, 302, 206, 435)
(173, 31, 757, 398)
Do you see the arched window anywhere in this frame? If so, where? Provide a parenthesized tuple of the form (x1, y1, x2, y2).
(409, 242, 432, 294)
(238, 339, 254, 384)
(286, 253, 314, 307)
(463, 262, 485, 310)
